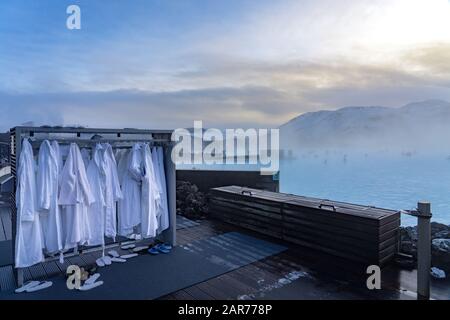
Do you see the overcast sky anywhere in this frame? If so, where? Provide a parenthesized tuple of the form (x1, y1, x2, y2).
(1, 0, 450, 130)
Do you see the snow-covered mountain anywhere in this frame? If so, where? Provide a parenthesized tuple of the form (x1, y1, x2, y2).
(280, 100, 450, 152)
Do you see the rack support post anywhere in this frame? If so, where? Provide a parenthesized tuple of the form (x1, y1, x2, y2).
(16, 269, 23, 287)
(417, 201, 431, 300)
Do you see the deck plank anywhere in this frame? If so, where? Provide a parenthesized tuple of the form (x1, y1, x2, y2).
(28, 263, 47, 281)
(171, 290, 195, 300)
(41, 261, 62, 278)
(0, 208, 12, 240)
(66, 256, 87, 269)
(0, 208, 6, 242)
(195, 281, 231, 300)
(79, 253, 99, 266)
(0, 265, 15, 292)
(23, 267, 33, 282)
(55, 259, 71, 274)
(199, 274, 248, 300)
(0, 223, 5, 241)
(227, 266, 271, 292)
(159, 293, 176, 300)
(183, 285, 216, 300)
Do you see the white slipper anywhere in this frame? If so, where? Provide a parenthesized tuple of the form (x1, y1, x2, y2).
(102, 256, 112, 265)
(111, 257, 126, 263)
(129, 234, 142, 240)
(84, 273, 101, 286)
(121, 244, 136, 250)
(96, 258, 105, 267)
(132, 246, 148, 253)
(79, 280, 104, 291)
(15, 281, 40, 294)
(26, 281, 53, 293)
(108, 250, 120, 258)
(120, 253, 138, 259)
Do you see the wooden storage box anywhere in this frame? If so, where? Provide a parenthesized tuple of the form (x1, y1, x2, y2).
(210, 186, 400, 266)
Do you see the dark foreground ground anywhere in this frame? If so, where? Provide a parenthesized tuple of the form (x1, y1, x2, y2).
(1, 198, 449, 300)
(161, 218, 450, 300)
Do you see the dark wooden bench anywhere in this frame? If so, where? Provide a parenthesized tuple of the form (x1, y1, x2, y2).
(209, 186, 400, 266)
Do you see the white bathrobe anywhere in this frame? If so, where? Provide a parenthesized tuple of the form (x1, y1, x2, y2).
(15, 138, 44, 268)
(116, 149, 129, 186)
(58, 143, 95, 250)
(155, 147, 170, 233)
(80, 148, 91, 169)
(52, 141, 63, 188)
(102, 144, 123, 240)
(141, 144, 160, 239)
(37, 140, 63, 254)
(151, 147, 163, 229)
(118, 144, 143, 237)
(86, 144, 106, 246)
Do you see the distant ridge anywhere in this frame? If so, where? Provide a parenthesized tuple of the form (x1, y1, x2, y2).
(280, 100, 450, 151)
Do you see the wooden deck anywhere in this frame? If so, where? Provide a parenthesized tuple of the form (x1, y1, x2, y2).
(161, 218, 450, 300)
(0, 204, 449, 299)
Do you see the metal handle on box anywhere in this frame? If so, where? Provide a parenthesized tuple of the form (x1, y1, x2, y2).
(319, 204, 336, 212)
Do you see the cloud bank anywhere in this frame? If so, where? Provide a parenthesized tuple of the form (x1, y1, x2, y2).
(0, 0, 450, 130)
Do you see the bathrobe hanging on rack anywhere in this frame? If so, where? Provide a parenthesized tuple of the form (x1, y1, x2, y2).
(80, 148, 91, 169)
(155, 146, 170, 233)
(102, 143, 123, 240)
(150, 147, 162, 221)
(36, 140, 63, 254)
(141, 144, 160, 238)
(52, 141, 64, 187)
(58, 143, 95, 250)
(114, 148, 126, 167)
(86, 144, 106, 246)
(116, 148, 130, 236)
(151, 147, 165, 232)
(118, 143, 143, 237)
(15, 138, 44, 268)
(116, 149, 130, 185)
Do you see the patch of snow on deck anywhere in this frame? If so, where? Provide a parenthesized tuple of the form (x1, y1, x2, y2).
(237, 270, 312, 300)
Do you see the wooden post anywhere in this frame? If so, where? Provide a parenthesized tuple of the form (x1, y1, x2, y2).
(417, 201, 431, 300)
(16, 269, 23, 287)
(161, 142, 176, 246)
(13, 129, 23, 287)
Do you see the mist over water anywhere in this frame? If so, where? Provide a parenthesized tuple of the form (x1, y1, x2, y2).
(279, 101, 450, 226)
(280, 152, 450, 226)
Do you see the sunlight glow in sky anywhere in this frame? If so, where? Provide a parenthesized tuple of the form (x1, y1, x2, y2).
(0, 0, 449, 129)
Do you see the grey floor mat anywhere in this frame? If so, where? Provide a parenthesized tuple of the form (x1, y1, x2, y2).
(0, 232, 286, 300)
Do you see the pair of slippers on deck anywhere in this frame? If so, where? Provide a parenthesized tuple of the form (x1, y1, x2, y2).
(78, 273, 103, 291)
(148, 243, 172, 255)
(15, 281, 53, 294)
(95, 250, 126, 267)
